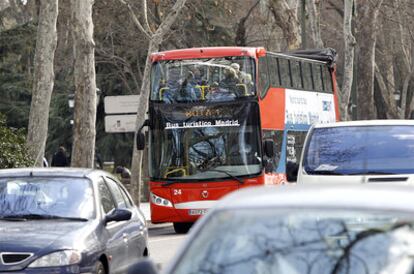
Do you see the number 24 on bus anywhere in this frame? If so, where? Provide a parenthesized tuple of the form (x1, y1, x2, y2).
(136, 47, 340, 233)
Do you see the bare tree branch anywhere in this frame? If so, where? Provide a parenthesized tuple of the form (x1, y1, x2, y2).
(142, 0, 153, 35)
(117, 0, 152, 39)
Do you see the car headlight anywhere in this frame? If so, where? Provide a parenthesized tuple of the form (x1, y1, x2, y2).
(150, 192, 173, 207)
(28, 250, 81, 268)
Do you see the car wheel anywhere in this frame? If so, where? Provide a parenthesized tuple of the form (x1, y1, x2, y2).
(96, 261, 106, 274)
(173, 222, 192, 234)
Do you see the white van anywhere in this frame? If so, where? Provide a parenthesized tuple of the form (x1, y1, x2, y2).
(294, 120, 414, 184)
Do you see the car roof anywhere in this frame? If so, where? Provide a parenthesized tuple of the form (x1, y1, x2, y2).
(0, 168, 102, 180)
(215, 184, 414, 213)
(313, 119, 414, 128)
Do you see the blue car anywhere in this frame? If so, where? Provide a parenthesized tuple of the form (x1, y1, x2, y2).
(0, 168, 149, 274)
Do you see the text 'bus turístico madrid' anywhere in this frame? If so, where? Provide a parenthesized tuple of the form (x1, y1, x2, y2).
(136, 47, 340, 233)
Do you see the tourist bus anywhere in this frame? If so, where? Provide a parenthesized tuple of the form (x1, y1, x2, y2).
(136, 47, 340, 233)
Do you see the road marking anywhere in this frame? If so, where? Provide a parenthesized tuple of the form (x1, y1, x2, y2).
(149, 236, 186, 243)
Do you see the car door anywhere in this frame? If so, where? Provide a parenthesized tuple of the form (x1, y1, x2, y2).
(104, 177, 146, 269)
(117, 182, 148, 259)
(97, 179, 128, 274)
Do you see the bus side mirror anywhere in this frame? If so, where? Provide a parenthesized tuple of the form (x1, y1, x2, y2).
(286, 161, 299, 182)
(136, 132, 145, 150)
(136, 119, 149, 150)
(263, 140, 275, 158)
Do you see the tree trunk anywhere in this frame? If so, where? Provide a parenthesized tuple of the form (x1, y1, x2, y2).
(26, 0, 58, 166)
(268, 0, 301, 50)
(306, 0, 324, 48)
(401, 73, 412, 118)
(396, 0, 413, 118)
(374, 63, 398, 118)
(125, 0, 188, 205)
(355, 0, 383, 120)
(130, 42, 158, 205)
(341, 0, 355, 120)
(374, 1, 399, 119)
(70, 0, 97, 168)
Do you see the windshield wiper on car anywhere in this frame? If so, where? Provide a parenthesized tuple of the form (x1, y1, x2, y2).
(0, 214, 88, 222)
(307, 170, 345, 175)
(350, 171, 397, 175)
(0, 215, 28, 221)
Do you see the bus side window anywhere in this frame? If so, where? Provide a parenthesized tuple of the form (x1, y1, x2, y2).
(259, 56, 270, 98)
(263, 130, 283, 173)
(279, 58, 291, 88)
(302, 62, 313, 91)
(286, 131, 307, 166)
(291, 60, 302, 89)
(268, 56, 281, 87)
(312, 64, 323, 92)
(323, 66, 333, 93)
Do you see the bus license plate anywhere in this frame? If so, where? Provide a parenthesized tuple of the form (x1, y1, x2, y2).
(188, 209, 207, 216)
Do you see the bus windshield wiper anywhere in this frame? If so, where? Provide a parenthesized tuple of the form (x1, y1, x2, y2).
(0, 214, 88, 222)
(198, 156, 244, 184)
(161, 180, 180, 187)
(204, 169, 244, 184)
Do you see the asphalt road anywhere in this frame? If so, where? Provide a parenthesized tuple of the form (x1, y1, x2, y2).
(148, 223, 187, 269)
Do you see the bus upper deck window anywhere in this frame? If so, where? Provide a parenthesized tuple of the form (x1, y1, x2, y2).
(278, 58, 290, 88)
(302, 62, 313, 91)
(312, 64, 323, 92)
(291, 60, 302, 89)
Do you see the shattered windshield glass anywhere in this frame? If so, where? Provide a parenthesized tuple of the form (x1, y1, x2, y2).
(172, 209, 414, 274)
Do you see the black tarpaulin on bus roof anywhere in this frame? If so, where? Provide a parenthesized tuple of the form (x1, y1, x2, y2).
(284, 48, 337, 67)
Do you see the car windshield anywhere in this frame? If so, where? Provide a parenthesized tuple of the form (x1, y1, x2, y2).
(0, 177, 94, 220)
(172, 208, 414, 274)
(150, 57, 256, 103)
(304, 125, 414, 175)
(149, 102, 262, 180)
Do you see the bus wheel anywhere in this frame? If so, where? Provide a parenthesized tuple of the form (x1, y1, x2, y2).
(173, 222, 192, 234)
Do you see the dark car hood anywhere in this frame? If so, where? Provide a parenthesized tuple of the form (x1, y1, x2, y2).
(0, 220, 96, 271)
(0, 220, 92, 252)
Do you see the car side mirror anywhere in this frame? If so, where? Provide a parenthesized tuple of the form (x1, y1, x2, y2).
(263, 140, 275, 158)
(136, 119, 150, 150)
(286, 161, 299, 182)
(105, 208, 132, 224)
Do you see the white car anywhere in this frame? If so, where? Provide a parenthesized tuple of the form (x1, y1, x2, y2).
(294, 120, 414, 184)
(132, 184, 414, 274)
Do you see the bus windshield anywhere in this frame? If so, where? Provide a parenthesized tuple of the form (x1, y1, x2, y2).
(150, 57, 256, 103)
(149, 102, 262, 181)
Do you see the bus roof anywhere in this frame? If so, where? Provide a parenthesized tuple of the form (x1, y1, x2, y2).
(150, 47, 261, 62)
(151, 47, 337, 67)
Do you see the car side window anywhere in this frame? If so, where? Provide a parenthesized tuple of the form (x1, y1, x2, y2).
(105, 177, 127, 209)
(98, 180, 116, 214)
(119, 186, 134, 208)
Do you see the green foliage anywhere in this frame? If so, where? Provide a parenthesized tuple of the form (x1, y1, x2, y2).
(0, 22, 36, 129)
(0, 113, 34, 168)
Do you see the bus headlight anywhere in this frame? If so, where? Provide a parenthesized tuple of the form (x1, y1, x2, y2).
(150, 192, 173, 207)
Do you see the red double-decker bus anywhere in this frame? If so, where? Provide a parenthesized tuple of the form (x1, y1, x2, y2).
(136, 47, 340, 233)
